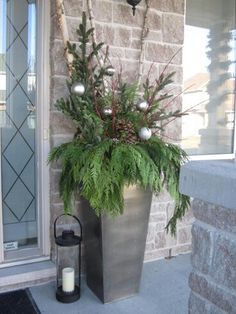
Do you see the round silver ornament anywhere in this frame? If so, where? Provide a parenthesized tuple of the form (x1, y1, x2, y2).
(103, 107, 113, 116)
(71, 82, 85, 96)
(138, 127, 152, 141)
(106, 66, 116, 76)
(136, 99, 149, 111)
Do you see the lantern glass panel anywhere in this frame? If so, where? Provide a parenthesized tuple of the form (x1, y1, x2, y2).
(56, 245, 80, 292)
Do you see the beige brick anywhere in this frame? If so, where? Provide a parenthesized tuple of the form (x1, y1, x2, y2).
(51, 16, 62, 40)
(153, 190, 172, 202)
(147, 9, 162, 31)
(50, 111, 76, 135)
(113, 3, 144, 27)
(145, 242, 155, 251)
(144, 248, 170, 261)
(132, 28, 142, 39)
(146, 30, 162, 42)
(50, 76, 69, 105)
(178, 226, 192, 244)
(64, 0, 84, 17)
(145, 42, 182, 64)
(151, 201, 169, 213)
(155, 222, 166, 232)
(50, 0, 56, 17)
(92, 0, 113, 23)
(50, 169, 61, 194)
(166, 202, 175, 221)
(109, 46, 125, 59)
(149, 212, 167, 223)
(114, 27, 132, 48)
(50, 40, 68, 76)
(98, 24, 116, 46)
(166, 232, 177, 247)
(125, 49, 140, 60)
(67, 17, 82, 42)
(159, 64, 183, 85)
(146, 224, 156, 242)
(94, 23, 104, 43)
(141, 62, 159, 84)
(164, 118, 182, 142)
(51, 134, 74, 148)
(163, 13, 184, 44)
(149, 0, 185, 14)
(51, 192, 63, 204)
(110, 59, 139, 82)
(131, 39, 141, 50)
(155, 231, 166, 249)
(178, 207, 194, 226)
(171, 244, 192, 256)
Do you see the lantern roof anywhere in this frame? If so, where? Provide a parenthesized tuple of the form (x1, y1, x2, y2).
(55, 230, 81, 246)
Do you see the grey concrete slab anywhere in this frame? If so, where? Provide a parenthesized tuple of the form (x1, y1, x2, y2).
(180, 160, 236, 210)
(30, 254, 191, 314)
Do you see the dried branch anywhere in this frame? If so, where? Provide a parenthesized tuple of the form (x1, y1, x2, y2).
(137, 0, 150, 87)
(86, 0, 103, 67)
(56, 0, 73, 75)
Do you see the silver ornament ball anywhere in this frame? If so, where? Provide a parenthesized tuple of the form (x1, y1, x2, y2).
(71, 82, 85, 96)
(138, 127, 152, 141)
(136, 100, 149, 111)
(106, 66, 116, 76)
(103, 107, 113, 116)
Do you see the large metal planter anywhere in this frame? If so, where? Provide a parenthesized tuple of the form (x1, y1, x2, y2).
(81, 185, 152, 303)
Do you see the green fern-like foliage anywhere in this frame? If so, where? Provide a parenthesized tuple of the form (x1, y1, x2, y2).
(48, 12, 190, 235)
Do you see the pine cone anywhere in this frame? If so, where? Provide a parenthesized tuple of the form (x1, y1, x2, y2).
(116, 119, 139, 144)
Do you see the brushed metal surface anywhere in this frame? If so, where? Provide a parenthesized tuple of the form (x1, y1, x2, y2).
(81, 186, 152, 303)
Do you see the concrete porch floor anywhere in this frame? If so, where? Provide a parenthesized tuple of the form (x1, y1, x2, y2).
(30, 254, 191, 314)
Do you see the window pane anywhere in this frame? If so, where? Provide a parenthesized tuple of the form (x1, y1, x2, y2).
(182, 0, 236, 155)
(0, 0, 38, 255)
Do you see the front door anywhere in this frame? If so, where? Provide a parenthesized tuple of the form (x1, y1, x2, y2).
(0, 0, 49, 264)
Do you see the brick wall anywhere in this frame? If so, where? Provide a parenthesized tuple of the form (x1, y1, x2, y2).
(50, 0, 193, 262)
(189, 200, 236, 313)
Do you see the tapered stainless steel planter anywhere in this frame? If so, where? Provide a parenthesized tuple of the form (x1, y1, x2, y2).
(81, 185, 152, 303)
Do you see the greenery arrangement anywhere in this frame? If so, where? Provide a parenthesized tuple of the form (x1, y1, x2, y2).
(49, 13, 190, 235)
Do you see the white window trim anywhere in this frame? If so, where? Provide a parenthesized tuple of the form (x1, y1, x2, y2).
(37, 0, 50, 258)
(183, 20, 236, 162)
(188, 104, 236, 161)
(189, 88, 236, 161)
(0, 152, 3, 263)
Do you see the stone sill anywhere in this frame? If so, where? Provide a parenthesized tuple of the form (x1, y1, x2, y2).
(0, 260, 56, 293)
(179, 160, 236, 210)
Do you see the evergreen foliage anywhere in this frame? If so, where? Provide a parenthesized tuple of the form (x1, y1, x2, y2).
(48, 12, 190, 235)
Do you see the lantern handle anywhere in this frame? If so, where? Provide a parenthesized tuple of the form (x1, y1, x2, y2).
(54, 214, 82, 240)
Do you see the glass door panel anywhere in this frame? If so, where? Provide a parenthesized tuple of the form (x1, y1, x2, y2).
(0, 0, 37, 259)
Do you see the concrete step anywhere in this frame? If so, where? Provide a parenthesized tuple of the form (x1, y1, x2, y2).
(0, 260, 56, 293)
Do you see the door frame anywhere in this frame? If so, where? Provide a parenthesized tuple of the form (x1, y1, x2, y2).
(0, 0, 50, 266)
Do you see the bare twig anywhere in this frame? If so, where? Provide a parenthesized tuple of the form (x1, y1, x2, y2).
(162, 84, 195, 110)
(86, 0, 103, 67)
(161, 102, 205, 129)
(138, 0, 150, 87)
(159, 47, 182, 79)
(55, 0, 73, 76)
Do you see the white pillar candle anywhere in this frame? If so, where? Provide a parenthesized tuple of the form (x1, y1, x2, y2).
(62, 267, 75, 293)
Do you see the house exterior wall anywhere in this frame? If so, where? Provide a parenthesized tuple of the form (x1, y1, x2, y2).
(189, 199, 236, 313)
(180, 161, 236, 313)
(49, 0, 193, 263)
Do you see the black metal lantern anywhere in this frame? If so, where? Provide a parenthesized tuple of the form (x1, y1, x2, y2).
(54, 214, 82, 303)
(127, 0, 142, 15)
